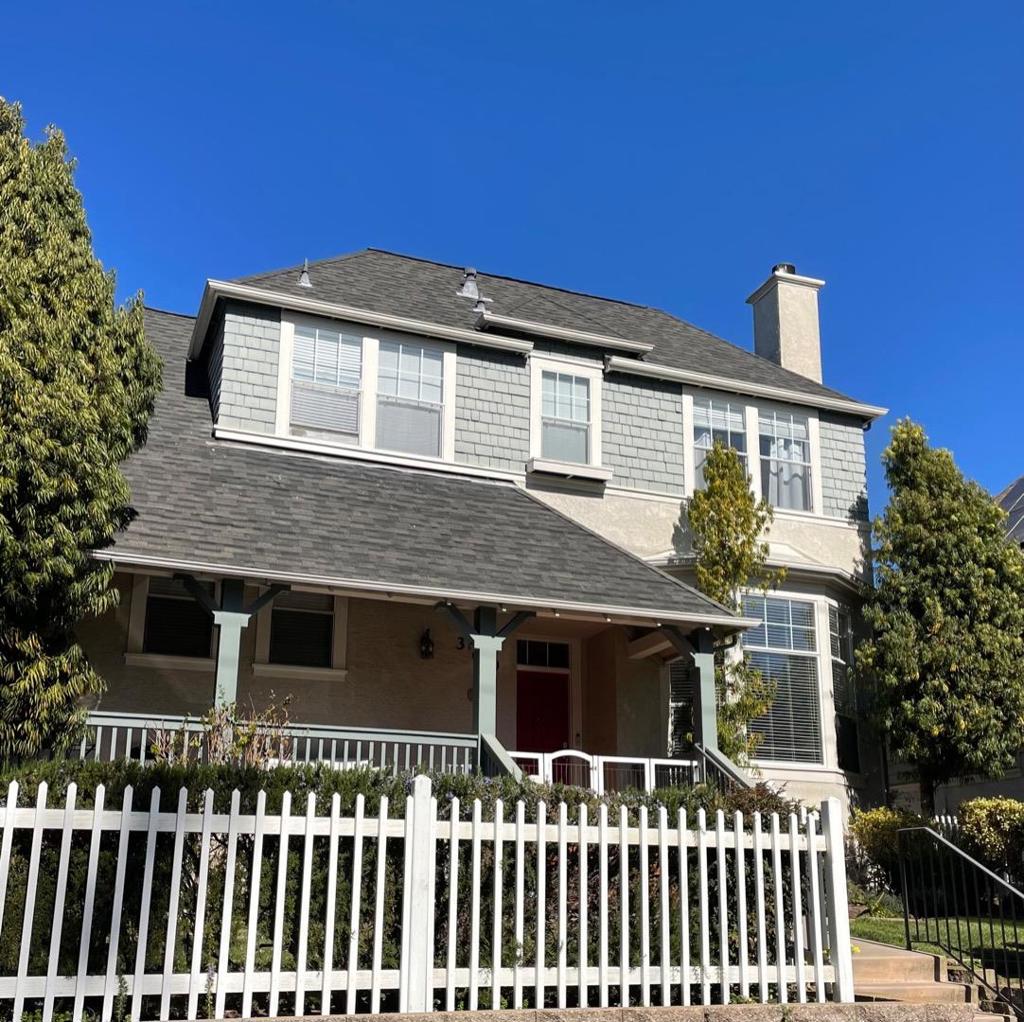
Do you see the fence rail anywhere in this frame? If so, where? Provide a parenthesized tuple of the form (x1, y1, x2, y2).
(0, 777, 853, 1021)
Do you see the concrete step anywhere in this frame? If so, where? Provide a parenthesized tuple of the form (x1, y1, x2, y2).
(853, 940, 943, 983)
(856, 980, 972, 1003)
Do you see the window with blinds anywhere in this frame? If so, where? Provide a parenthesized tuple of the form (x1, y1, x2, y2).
(290, 323, 362, 440)
(830, 604, 860, 772)
(376, 339, 444, 457)
(541, 371, 590, 464)
(742, 594, 823, 763)
(758, 409, 812, 511)
(269, 591, 334, 668)
(143, 578, 214, 658)
(693, 397, 747, 488)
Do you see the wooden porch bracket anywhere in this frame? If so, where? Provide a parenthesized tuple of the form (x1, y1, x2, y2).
(176, 574, 289, 706)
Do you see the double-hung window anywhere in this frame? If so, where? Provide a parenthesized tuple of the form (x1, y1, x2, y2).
(830, 604, 860, 772)
(143, 578, 214, 659)
(742, 594, 823, 764)
(290, 323, 362, 441)
(541, 371, 590, 464)
(269, 591, 335, 669)
(759, 409, 812, 511)
(376, 339, 445, 458)
(693, 397, 747, 488)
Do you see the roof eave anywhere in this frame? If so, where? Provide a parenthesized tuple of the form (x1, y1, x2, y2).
(187, 280, 536, 359)
(604, 354, 888, 422)
(94, 550, 755, 633)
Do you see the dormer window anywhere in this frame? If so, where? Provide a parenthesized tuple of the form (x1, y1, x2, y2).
(376, 339, 444, 458)
(290, 323, 362, 442)
(541, 370, 590, 464)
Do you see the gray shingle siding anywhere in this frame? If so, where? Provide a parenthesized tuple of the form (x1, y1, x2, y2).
(204, 318, 224, 422)
(215, 302, 281, 433)
(454, 346, 530, 472)
(603, 375, 685, 494)
(819, 413, 869, 521)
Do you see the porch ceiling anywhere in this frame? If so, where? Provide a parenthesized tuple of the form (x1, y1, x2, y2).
(100, 310, 752, 633)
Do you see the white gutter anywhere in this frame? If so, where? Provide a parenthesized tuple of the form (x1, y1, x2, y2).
(94, 550, 758, 631)
(476, 309, 655, 354)
(604, 354, 888, 421)
(188, 280, 535, 359)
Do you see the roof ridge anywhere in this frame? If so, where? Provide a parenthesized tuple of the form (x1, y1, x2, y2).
(234, 248, 370, 284)
(144, 305, 197, 321)
(364, 247, 655, 311)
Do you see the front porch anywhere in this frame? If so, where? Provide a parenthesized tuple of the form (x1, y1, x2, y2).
(75, 567, 747, 793)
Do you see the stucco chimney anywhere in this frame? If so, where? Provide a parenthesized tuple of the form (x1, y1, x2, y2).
(746, 263, 826, 383)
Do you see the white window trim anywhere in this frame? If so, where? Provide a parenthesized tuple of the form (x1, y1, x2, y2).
(528, 353, 604, 476)
(682, 389, 823, 516)
(743, 590, 833, 771)
(253, 591, 349, 681)
(125, 574, 218, 670)
(276, 311, 456, 463)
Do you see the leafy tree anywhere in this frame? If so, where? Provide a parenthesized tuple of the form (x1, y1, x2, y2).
(687, 441, 786, 762)
(0, 99, 161, 760)
(857, 420, 1024, 814)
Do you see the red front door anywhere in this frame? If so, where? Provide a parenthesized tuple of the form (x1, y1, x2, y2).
(516, 669, 571, 752)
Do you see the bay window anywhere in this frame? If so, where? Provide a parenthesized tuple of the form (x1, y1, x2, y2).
(693, 397, 747, 488)
(759, 409, 812, 511)
(742, 594, 823, 764)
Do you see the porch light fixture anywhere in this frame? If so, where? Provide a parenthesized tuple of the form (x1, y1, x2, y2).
(419, 628, 435, 660)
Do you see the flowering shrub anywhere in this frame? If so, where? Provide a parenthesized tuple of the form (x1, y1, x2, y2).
(957, 796, 1024, 881)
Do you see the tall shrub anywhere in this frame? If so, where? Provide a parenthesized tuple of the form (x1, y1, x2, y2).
(0, 98, 161, 759)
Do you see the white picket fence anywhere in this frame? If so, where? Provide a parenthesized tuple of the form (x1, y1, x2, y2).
(0, 776, 853, 1022)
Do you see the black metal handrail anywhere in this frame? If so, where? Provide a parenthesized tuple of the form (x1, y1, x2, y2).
(898, 824, 1024, 1017)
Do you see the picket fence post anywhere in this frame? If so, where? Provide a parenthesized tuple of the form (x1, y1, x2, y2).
(821, 797, 855, 1002)
(401, 774, 437, 1012)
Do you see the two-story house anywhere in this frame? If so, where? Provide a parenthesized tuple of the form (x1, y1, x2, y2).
(77, 250, 887, 811)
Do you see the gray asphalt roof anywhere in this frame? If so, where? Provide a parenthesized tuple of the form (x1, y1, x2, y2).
(110, 308, 739, 625)
(996, 475, 1024, 544)
(238, 248, 862, 406)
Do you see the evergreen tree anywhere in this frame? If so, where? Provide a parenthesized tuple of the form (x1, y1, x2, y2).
(0, 99, 161, 759)
(858, 420, 1024, 814)
(687, 441, 786, 762)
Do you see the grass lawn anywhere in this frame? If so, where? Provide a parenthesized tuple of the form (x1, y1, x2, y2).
(851, 915, 1024, 973)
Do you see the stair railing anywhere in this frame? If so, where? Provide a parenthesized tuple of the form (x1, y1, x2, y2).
(898, 824, 1024, 1018)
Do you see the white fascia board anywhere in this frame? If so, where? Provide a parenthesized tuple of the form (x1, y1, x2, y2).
(188, 280, 535, 359)
(477, 310, 655, 354)
(604, 354, 888, 421)
(93, 550, 755, 631)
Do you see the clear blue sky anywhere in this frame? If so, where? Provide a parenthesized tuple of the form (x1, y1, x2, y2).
(4, 2, 1021, 509)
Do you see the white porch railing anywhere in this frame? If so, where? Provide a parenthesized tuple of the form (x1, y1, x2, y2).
(509, 749, 701, 793)
(76, 711, 478, 776)
(0, 775, 854, 1020)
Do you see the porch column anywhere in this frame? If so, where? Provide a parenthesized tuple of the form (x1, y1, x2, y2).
(661, 625, 719, 751)
(212, 579, 249, 706)
(179, 575, 287, 707)
(691, 629, 718, 753)
(470, 607, 504, 735)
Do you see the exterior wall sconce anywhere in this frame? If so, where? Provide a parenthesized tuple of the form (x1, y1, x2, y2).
(419, 628, 434, 659)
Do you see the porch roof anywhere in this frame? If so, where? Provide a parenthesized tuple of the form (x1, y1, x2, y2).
(100, 310, 750, 631)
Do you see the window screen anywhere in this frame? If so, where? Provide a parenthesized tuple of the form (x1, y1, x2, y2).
(143, 577, 213, 658)
(269, 591, 334, 668)
(742, 594, 823, 763)
(376, 340, 443, 457)
(291, 323, 362, 440)
(693, 397, 747, 489)
(541, 371, 590, 464)
(758, 410, 811, 511)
